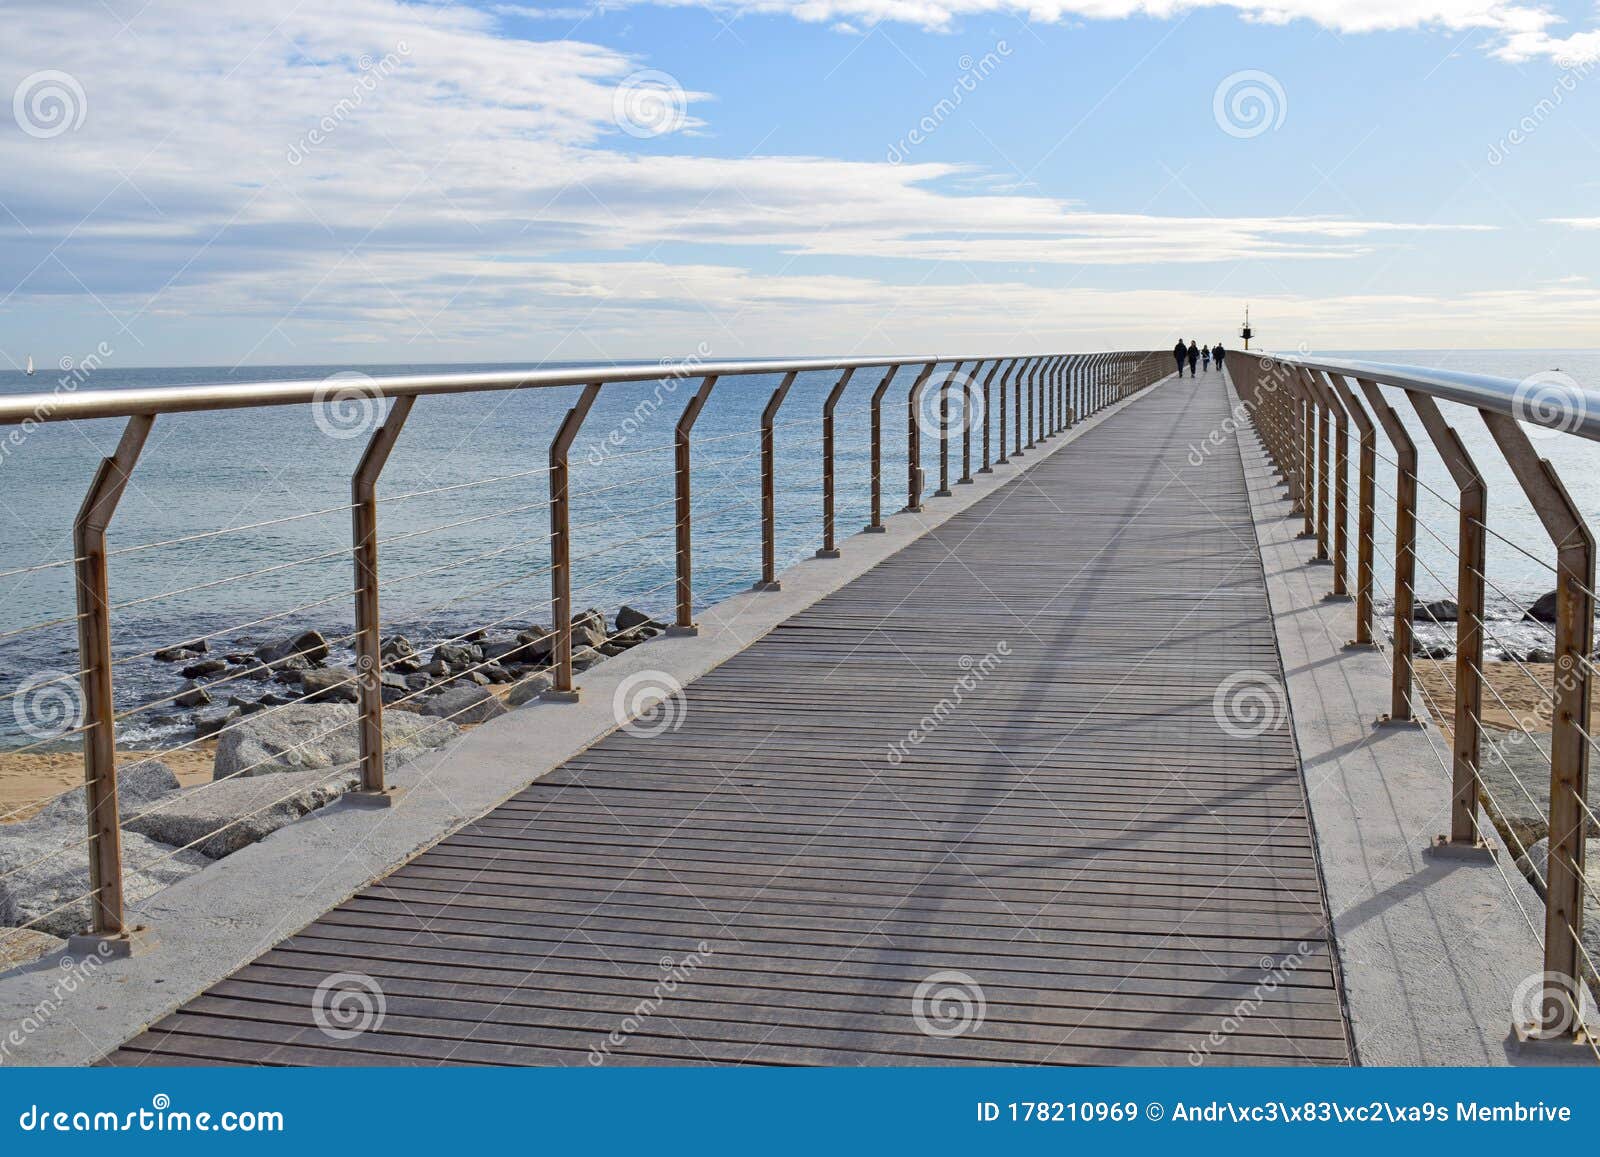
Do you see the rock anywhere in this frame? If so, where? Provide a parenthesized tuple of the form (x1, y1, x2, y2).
(174, 682, 213, 709)
(466, 670, 490, 686)
(599, 643, 628, 657)
(153, 640, 206, 661)
(274, 664, 309, 685)
(1523, 590, 1559, 623)
(193, 707, 241, 738)
(124, 765, 359, 859)
(1413, 599, 1458, 622)
(478, 637, 527, 664)
(573, 608, 607, 649)
(0, 928, 64, 972)
(211, 702, 460, 781)
(507, 672, 553, 706)
(0, 825, 206, 938)
(301, 667, 359, 703)
(404, 672, 434, 692)
(1517, 836, 1600, 980)
(181, 657, 227, 678)
(515, 627, 555, 665)
(419, 684, 506, 725)
(228, 696, 268, 716)
(254, 629, 330, 667)
(479, 663, 514, 684)
(431, 643, 481, 669)
(572, 652, 603, 672)
(1412, 641, 1452, 659)
(379, 634, 416, 663)
(224, 652, 255, 666)
(1526, 648, 1554, 664)
(616, 605, 665, 634)
(425, 657, 452, 678)
(32, 760, 179, 826)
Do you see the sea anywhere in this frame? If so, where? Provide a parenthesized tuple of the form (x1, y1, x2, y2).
(0, 349, 1596, 749)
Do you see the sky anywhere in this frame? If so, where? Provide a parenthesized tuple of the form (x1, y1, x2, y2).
(3, 0, 1600, 368)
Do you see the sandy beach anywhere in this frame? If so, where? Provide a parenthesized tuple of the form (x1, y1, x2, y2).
(1, 746, 216, 824)
(1413, 657, 1598, 735)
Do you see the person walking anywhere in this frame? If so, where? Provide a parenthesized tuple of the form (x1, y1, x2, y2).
(1213, 342, 1226, 371)
(1201, 345, 1211, 373)
(1187, 340, 1200, 378)
(1173, 338, 1186, 377)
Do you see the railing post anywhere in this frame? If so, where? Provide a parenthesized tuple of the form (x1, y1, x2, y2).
(905, 362, 937, 512)
(1480, 411, 1595, 1043)
(69, 412, 154, 956)
(671, 375, 719, 635)
(982, 360, 1004, 471)
(958, 363, 978, 484)
(864, 365, 899, 533)
(1064, 356, 1077, 428)
(817, 367, 855, 558)
(1023, 358, 1038, 451)
(757, 370, 799, 590)
(1324, 374, 1377, 645)
(350, 394, 415, 803)
(1355, 378, 1419, 723)
(1306, 371, 1350, 597)
(548, 382, 602, 701)
(1407, 391, 1489, 854)
(1013, 358, 1028, 457)
(933, 363, 960, 498)
(1297, 373, 1316, 537)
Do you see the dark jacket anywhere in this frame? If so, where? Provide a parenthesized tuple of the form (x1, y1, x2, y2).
(1187, 341, 1200, 364)
(1173, 341, 1186, 362)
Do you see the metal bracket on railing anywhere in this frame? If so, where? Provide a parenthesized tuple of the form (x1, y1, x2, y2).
(69, 412, 156, 958)
(1407, 391, 1490, 857)
(670, 375, 719, 636)
(817, 367, 855, 558)
(547, 383, 602, 701)
(1480, 411, 1596, 1045)
(864, 366, 899, 534)
(350, 394, 416, 802)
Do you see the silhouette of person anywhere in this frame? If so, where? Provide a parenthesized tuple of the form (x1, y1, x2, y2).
(1214, 342, 1226, 370)
(1173, 339, 1186, 377)
(1201, 345, 1211, 372)
(1187, 340, 1200, 377)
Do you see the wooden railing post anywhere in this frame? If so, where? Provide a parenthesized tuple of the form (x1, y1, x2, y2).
(1355, 378, 1419, 724)
(817, 367, 855, 558)
(1407, 391, 1489, 854)
(864, 365, 899, 533)
(996, 359, 1013, 466)
(671, 375, 719, 635)
(351, 394, 415, 802)
(1324, 374, 1377, 645)
(1023, 358, 1038, 451)
(1481, 411, 1595, 1042)
(1306, 371, 1351, 598)
(757, 371, 798, 589)
(980, 360, 1001, 473)
(904, 362, 937, 512)
(1297, 372, 1316, 538)
(933, 362, 960, 498)
(548, 383, 602, 701)
(69, 413, 154, 956)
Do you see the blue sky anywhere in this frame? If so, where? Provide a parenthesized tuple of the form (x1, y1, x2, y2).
(3, 0, 1600, 367)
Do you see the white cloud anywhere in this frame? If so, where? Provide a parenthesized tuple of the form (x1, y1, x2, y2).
(1547, 216, 1600, 229)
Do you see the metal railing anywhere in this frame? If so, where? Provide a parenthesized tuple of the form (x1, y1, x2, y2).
(0, 350, 1167, 957)
(1233, 351, 1599, 1050)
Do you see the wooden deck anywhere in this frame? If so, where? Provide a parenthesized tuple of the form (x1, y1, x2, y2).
(111, 374, 1352, 1067)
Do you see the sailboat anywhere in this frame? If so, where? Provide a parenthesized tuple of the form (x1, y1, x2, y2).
(25, 355, 34, 375)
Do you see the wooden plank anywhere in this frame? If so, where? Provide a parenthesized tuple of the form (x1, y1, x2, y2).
(110, 376, 1350, 1068)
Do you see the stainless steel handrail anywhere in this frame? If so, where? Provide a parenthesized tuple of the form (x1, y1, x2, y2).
(0, 353, 1079, 426)
(1270, 353, 1600, 442)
